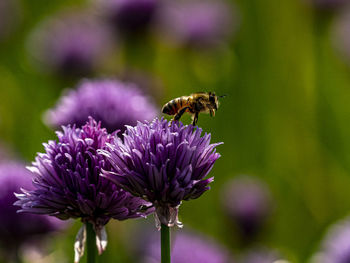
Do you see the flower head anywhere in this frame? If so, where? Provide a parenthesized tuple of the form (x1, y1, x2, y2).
(157, 0, 235, 48)
(44, 79, 158, 133)
(15, 118, 152, 261)
(142, 230, 231, 263)
(221, 176, 272, 239)
(28, 11, 113, 76)
(100, 118, 222, 228)
(0, 162, 62, 252)
(99, 0, 159, 35)
(315, 217, 350, 263)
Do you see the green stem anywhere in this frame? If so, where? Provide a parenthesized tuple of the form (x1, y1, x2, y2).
(86, 222, 96, 263)
(161, 224, 171, 263)
(14, 251, 23, 263)
(11, 245, 23, 263)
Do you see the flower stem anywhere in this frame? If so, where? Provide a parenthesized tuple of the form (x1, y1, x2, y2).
(86, 222, 96, 263)
(12, 246, 23, 263)
(161, 224, 171, 263)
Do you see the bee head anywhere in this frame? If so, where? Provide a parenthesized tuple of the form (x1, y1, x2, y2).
(208, 92, 218, 110)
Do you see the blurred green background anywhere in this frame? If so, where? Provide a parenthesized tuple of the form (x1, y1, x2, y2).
(1, 0, 350, 262)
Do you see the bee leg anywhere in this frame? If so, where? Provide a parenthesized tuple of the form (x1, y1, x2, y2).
(192, 112, 199, 126)
(210, 109, 215, 117)
(174, 107, 189, 122)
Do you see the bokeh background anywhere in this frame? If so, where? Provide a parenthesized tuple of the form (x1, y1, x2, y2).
(2, 0, 350, 262)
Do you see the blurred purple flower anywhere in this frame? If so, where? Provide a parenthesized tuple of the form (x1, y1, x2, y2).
(0, 162, 62, 254)
(142, 230, 231, 263)
(99, 0, 158, 35)
(314, 217, 350, 263)
(44, 79, 158, 133)
(157, 0, 236, 48)
(100, 118, 222, 229)
(221, 176, 272, 239)
(28, 10, 113, 76)
(15, 118, 152, 261)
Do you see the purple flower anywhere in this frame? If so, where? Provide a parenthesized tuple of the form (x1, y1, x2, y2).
(0, 162, 62, 255)
(44, 79, 158, 133)
(28, 11, 113, 76)
(221, 176, 272, 239)
(313, 217, 350, 263)
(142, 230, 231, 263)
(99, 0, 158, 35)
(100, 118, 222, 228)
(156, 0, 236, 48)
(15, 118, 152, 261)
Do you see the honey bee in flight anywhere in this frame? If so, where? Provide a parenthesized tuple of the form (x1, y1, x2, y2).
(162, 92, 224, 125)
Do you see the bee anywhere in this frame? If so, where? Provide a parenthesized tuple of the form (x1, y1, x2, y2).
(162, 92, 224, 125)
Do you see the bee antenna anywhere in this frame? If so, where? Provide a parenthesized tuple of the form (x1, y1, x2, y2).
(218, 94, 227, 98)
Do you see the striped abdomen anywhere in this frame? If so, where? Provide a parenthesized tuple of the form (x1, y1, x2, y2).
(162, 96, 190, 115)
